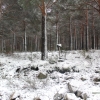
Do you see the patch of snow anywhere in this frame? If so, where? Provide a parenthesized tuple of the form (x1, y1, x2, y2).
(0, 50, 100, 100)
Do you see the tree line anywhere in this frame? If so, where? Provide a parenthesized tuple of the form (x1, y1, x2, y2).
(0, 0, 100, 59)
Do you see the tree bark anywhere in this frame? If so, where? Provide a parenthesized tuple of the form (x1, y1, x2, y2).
(56, 12, 59, 50)
(24, 28, 27, 52)
(86, 7, 89, 51)
(41, 2, 47, 60)
(12, 32, 16, 52)
(1, 37, 4, 53)
(49, 34, 52, 51)
(69, 16, 73, 50)
(92, 10, 95, 49)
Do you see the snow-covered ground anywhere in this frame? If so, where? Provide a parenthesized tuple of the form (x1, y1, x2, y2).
(0, 50, 100, 100)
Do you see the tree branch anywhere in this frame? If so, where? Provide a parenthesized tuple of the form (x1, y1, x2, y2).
(47, 0, 58, 9)
(46, 0, 52, 8)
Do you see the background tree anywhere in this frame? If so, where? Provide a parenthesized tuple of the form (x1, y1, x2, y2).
(0, 0, 100, 54)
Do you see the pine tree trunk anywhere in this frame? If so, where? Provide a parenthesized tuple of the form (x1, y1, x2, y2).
(22, 37, 24, 51)
(41, 2, 47, 60)
(35, 35, 38, 51)
(37, 37, 40, 51)
(74, 25, 76, 50)
(82, 25, 84, 50)
(86, 8, 89, 51)
(24, 30, 27, 52)
(96, 34, 99, 49)
(84, 27, 86, 50)
(30, 37, 33, 51)
(13, 33, 16, 52)
(76, 30, 77, 50)
(82, 34, 84, 50)
(23, 21, 27, 52)
(2, 37, 4, 53)
(49, 34, 52, 51)
(80, 24, 84, 50)
(81, 30, 83, 50)
(92, 10, 95, 49)
(69, 16, 73, 50)
(56, 13, 59, 50)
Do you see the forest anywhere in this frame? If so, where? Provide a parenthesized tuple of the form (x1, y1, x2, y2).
(0, 0, 100, 59)
(1, 0, 100, 100)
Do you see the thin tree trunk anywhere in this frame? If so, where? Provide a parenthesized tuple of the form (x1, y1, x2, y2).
(24, 29, 27, 52)
(30, 37, 33, 51)
(23, 20, 27, 52)
(84, 27, 86, 50)
(3, 40, 6, 53)
(45, 8, 47, 57)
(80, 24, 84, 50)
(73, 24, 75, 50)
(80, 33, 83, 50)
(56, 12, 59, 50)
(22, 37, 24, 51)
(76, 29, 78, 50)
(92, 9, 95, 49)
(96, 33, 99, 49)
(38, 36, 40, 51)
(12, 32, 16, 52)
(2, 37, 4, 53)
(69, 16, 73, 50)
(82, 24, 84, 50)
(73, 25, 76, 50)
(49, 34, 52, 51)
(86, 7, 89, 51)
(35, 35, 38, 51)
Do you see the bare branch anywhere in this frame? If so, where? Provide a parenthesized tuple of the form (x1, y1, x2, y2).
(47, 0, 58, 9)
(87, 2, 100, 13)
(94, 0, 100, 5)
(46, 0, 52, 8)
(83, 1, 100, 13)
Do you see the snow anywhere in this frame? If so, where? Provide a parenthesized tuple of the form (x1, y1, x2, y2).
(0, 50, 100, 100)
(53, 0, 56, 3)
